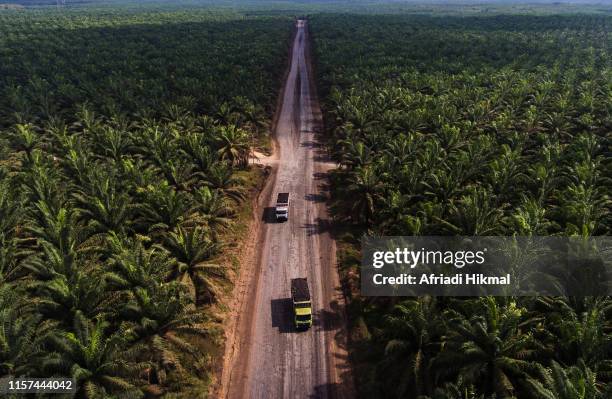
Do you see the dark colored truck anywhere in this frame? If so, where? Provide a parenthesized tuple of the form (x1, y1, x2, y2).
(275, 192, 289, 222)
(290, 278, 312, 330)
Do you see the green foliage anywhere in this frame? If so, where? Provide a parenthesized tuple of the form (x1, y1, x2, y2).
(314, 13, 611, 237)
(312, 12, 611, 399)
(0, 5, 292, 397)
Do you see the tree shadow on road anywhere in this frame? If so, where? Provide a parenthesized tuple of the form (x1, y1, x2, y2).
(313, 171, 328, 180)
(309, 379, 353, 399)
(300, 140, 323, 149)
(308, 383, 333, 398)
(305, 193, 327, 203)
(313, 299, 343, 332)
(311, 297, 357, 398)
(301, 218, 333, 236)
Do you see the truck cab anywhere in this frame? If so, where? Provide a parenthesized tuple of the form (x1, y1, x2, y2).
(291, 278, 312, 330)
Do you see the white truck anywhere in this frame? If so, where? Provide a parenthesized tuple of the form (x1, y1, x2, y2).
(275, 192, 289, 222)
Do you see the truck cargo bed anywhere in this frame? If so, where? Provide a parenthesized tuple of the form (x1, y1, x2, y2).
(277, 192, 289, 204)
(291, 278, 310, 302)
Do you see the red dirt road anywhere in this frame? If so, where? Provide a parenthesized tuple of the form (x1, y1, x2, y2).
(220, 19, 354, 399)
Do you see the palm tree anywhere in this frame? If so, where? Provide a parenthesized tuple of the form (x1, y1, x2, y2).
(27, 202, 85, 256)
(161, 226, 225, 305)
(23, 242, 113, 326)
(422, 165, 466, 205)
(74, 105, 103, 134)
(560, 182, 607, 237)
(104, 236, 171, 292)
(339, 139, 373, 171)
(60, 136, 92, 186)
(538, 297, 611, 371)
(163, 104, 192, 126)
(383, 133, 417, 170)
(0, 235, 21, 284)
(122, 283, 215, 388)
(42, 313, 147, 399)
(179, 132, 217, 175)
(204, 163, 245, 203)
(159, 159, 199, 191)
(90, 126, 133, 163)
(197, 115, 218, 133)
(435, 298, 542, 398)
(0, 285, 44, 377)
(438, 187, 507, 235)
(137, 126, 176, 169)
(511, 194, 555, 235)
(336, 166, 386, 226)
(234, 96, 267, 133)
(10, 123, 39, 163)
(527, 140, 561, 205)
(488, 144, 527, 203)
(422, 379, 488, 399)
(104, 237, 215, 390)
(524, 360, 604, 399)
(376, 296, 445, 397)
(0, 178, 22, 237)
(20, 152, 65, 213)
(136, 182, 193, 235)
(192, 186, 233, 232)
(215, 102, 240, 126)
(214, 125, 250, 168)
(73, 170, 135, 236)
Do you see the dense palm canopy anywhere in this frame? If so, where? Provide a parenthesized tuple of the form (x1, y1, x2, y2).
(312, 12, 611, 399)
(1, 3, 610, 398)
(0, 5, 292, 396)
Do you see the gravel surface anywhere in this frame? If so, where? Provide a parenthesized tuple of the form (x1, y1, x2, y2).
(224, 20, 354, 399)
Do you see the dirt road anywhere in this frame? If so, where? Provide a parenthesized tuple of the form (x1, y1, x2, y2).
(223, 19, 353, 399)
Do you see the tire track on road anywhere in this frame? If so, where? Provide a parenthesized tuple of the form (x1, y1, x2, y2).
(224, 19, 354, 399)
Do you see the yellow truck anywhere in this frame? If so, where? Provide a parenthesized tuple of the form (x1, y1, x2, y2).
(291, 278, 312, 330)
